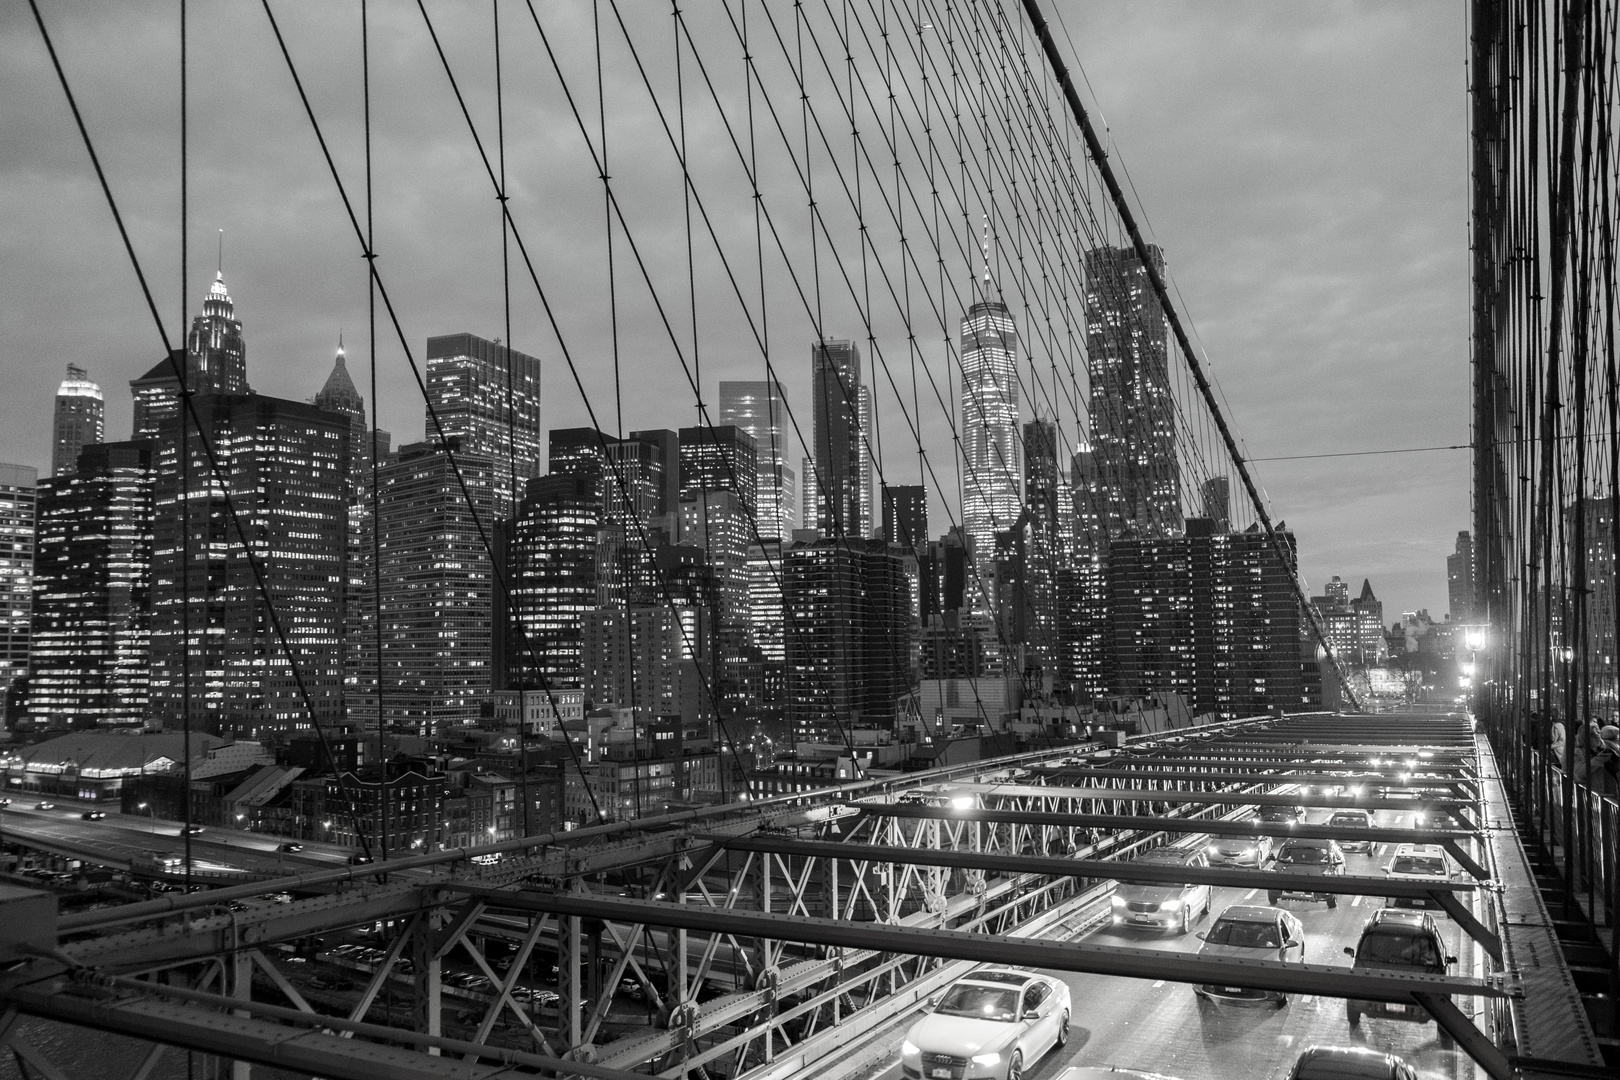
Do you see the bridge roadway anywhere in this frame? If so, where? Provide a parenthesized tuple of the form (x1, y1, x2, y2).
(0, 713, 1602, 1080)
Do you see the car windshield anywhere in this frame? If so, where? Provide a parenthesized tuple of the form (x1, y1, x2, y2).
(1359, 932, 1440, 967)
(935, 984, 1019, 1021)
(1278, 845, 1327, 864)
(1204, 919, 1281, 948)
(1392, 856, 1447, 875)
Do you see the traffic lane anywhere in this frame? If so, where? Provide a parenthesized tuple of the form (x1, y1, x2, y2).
(1, 806, 354, 871)
(1040, 888, 1477, 1079)
(1031, 813, 1479, 1080)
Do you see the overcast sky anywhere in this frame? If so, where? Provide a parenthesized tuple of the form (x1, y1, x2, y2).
(1, 1, 1468, 620)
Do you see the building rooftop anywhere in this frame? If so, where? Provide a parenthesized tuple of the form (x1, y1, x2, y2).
(10, 731, 227, 776)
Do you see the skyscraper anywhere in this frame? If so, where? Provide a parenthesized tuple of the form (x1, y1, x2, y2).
(1107, 519, 1302, 720)
(496, 473, 599, 691)
(810, 339, 865, 539)
(1447, 530, 1475, 623)
(678, 425, 757, 510)
(314, 340, 371, 493)
(424, 333, 541, 519)
(28, 442, 152, 729)
(718, 381, 797, 538)
(0, 466, 36, 727)
(959, 290, 1021, 575)
(131, 271, 250, 440)
(1085, 244, 1180, 537)
(376, 440, 495, 732)
(147, 394, 348, 738)
(782, 537, 909, 742)
(882, 485, 927, 550)
(51, 365, 104, 477)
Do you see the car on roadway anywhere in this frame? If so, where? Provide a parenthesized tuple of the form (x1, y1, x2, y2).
(80, 810, 106, 821)
(0, 798, 12, 807)
(1326, 809, 1375, 852)
(184, 825, 205, 836)
(1343, 908, 1457, 1048)
(34, 802, 55, 811)
(1383, 844, 1453, 909)
(1379, 789, 1428, 827)
(1287, 1046, 1418, 1080)
(1205, 834, 1274, 868)
(1257, 803, 1307, 827)
(901, 968, 1072, 1080)
(1267, 837, 1346, 907)
(1109, 847, 1213, 933)
(1055, 1069, 1186, 1080)
(277, 842, 304, 853)
(1192, 904, 1306, 1007)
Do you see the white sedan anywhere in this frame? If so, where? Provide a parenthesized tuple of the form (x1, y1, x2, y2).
(902, 968, 1072, 1080)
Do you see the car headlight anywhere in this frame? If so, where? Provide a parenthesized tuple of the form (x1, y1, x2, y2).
(901, 1041, 919, 1057)
(1206, 844, 1220, 854)
(1161, 899, 1182, 910)
(1110, 895, 1126, 907)
(971, 1053, 1001, 1067)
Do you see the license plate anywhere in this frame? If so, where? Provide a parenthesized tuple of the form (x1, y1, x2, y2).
(1132, 915, 1153, 922)
(1388, 1004, 1410, 1015)
(931, 1069, 952, 1078)
(1224, 987, 1244, 994)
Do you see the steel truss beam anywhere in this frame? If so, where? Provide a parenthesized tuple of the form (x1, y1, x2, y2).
(451, 889, 1505, 1004)
(713, 835, 1503, 960)
(0, 976, 641, 1080)
(1027, 765, 1477, 788)
(949, 782, 1476, 814)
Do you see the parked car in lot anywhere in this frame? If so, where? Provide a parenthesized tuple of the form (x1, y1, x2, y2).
(1205, 834, 1274, 868)
(1267, 837, 1346, 907)
(1343, 908, 1457, 1048)
(1109, 847, 1214, 933)
(901, 968, 1072, 1080)
(1383, 844, 1453, 909)
(1192, 905, 1306, 1007)
(1287, 1046, 1418, 1080)
(1326, 809, 1375, 852)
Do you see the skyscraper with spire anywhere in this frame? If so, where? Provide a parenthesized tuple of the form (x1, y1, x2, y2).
(131, 263, 250, 440)
(959, 223, 1021, 584)
(51, 364, 104, 477)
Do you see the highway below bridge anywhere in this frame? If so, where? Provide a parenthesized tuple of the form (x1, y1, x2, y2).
(0, 713, 1606, 1080)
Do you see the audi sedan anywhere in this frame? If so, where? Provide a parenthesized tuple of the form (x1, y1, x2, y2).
(902, 969, 1072, 1080)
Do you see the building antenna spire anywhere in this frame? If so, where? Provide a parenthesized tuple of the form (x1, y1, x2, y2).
(338, 329, 344, 356)
(981, 214, 992, 294)
(216, 228, 223, 279)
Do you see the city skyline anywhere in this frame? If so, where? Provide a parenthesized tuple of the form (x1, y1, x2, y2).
(1, 4, 1466, 619)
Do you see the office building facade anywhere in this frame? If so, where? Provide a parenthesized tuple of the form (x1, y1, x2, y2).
(147, 394, 349, 738)
(28, 443, 152, 729)
(782, 537, 910, 742)
(0, 466, 36, 727)
(496, 473, 599, 690)
(718, 380, 797, 538)
(424, 333, 541, 519)
(376, 440, 496, 731)
(810, 339, 868, 539)
(1084, 245, 1180, 537)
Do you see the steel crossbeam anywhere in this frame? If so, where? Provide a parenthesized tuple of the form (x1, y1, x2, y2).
(1024, 766, 1477, 790)
(951, 782, 1475, 813)
(710, 835, 1474, 898)
(450, 889, 1504, 1004)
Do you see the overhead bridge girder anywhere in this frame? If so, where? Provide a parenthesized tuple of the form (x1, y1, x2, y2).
(950, 782, 1476, 814)
(451, 888, 1505, 1006)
